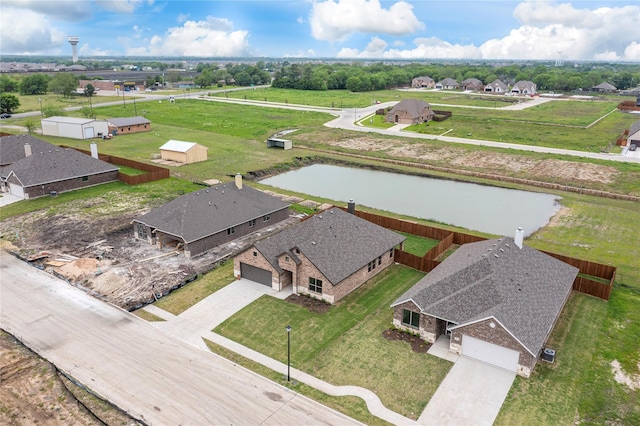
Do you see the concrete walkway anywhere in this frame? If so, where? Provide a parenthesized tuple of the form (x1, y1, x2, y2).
(142, 281, 420, 425)
(419, 357, 516, 425)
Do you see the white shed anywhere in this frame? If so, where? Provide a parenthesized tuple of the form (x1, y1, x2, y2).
(41, 116, 110, 140)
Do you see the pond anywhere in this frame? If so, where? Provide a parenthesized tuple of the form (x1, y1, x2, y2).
(260, 164, 561, 237)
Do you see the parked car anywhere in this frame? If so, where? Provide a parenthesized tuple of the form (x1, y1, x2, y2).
(630, 144, 637, 151)
(0, 113, 11, 119)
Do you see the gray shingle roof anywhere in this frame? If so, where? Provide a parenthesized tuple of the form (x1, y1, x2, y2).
(392, 237, 578, 355)
(593, 82, 617, 91)
(388, 99, 432, 118)
(254, 208, 405, 284)
(1, 147, 119, 186)
(486, 79, 507, 90)
(628, 120, 640, 138)
(0, 135, 57, 166)
(513, 80, 536, 91)
(108, 116, 150, 127)
(135, 184, 290, 243)
(438, 78, 459, 86)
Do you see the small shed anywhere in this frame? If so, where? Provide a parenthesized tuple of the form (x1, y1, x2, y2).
(107, 116, 151, 135)
(267, 137, 292, 150)
(41, 116, 109, 140)
(159, 140, 208, 164)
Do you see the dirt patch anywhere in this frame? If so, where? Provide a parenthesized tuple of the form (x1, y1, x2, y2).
(0, 331, 138, 426)
(611, 360, 640, 391)
(382, 329, 431, 353)
(529, 159, 618, 184)
(285, 294, 331, 314)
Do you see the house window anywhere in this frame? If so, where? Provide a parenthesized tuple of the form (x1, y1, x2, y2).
(227, 226, 235, 235)
(136, 223, 147, 239)
(378, 255, 382, 266)
(285, 256, 289, 262)
(295, 248, 300, 254)
(82, 176, 88, 181)
(253, 251, 257, 257)
(248, 219, 256, 227)
(309, 277, 323, 293)
(402, 309, 420, 329)
(263, 214, 270, 222)
(389, 249, 393, 258)
(368, 260, 377, 272)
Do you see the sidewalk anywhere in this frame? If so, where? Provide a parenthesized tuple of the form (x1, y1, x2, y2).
(142, 281, 419, 425)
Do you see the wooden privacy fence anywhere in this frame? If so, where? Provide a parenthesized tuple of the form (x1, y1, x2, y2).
(64, 147, 170, 185)
(343, 207, 616, 300)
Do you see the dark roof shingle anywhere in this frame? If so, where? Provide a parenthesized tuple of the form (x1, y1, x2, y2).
(0, 135, 57, 166)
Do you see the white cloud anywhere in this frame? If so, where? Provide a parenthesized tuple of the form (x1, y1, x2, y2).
(79, 43, 114, 56)
(96, 0, 145, 14)
(127, 16, 252, 56)
(623, 42, 640, 61)
(284, 49, 317, 58)
(0, 7, 65, 54)
(177, 13, 190, 23)
(1, 0, 93, 21)
(337, 36, 481, 59)
(310, 0, 424, 42)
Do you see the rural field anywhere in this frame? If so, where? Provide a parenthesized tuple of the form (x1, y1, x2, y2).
(1, 87, 639, 425)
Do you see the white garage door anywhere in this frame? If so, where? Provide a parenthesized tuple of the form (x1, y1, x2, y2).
(462, 335, 519, 372)
(84, 126, 95, 139)
(8, 183, 24, 198)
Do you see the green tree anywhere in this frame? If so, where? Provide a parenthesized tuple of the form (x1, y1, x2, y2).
(49, 73, 78, 98)
(0, 93, 20, 113)
(80, 106, 96, 119)
(24, 119, 36, 134)
(84, 83, 96, 97)
(0, 75, 19, 92)
(20, 74, 49, 95)
(145, 75, 157, 88)
(42, 106, 66, 118)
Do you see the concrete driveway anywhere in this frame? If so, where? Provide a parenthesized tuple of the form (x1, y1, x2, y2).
(418, 357, 516, 426)
(0, 192, 23, 207)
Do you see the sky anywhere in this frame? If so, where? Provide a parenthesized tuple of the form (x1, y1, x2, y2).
(1, 0, 639, 61)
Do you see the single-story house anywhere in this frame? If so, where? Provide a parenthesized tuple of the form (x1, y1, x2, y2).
(511, 80, 537, 95)
(107, 116, 151, 135)
(386, 99, 434, 124)
(412, 76, 435, 89)
(627, 120, 640, 147)
(0, 134, 57, 167)
(391, 230, 578, 378)
(591, 82, 617, 93)
(484, 79, 508, 93)
(0, 143, 119, 199)
(159, 140, 208, 164)
(235, 207, 405, 303)
(41, 116, 110, 140)
(461, 78, 484, 91)
(435, 78, 460, 90)
(133, 175, 291, 258)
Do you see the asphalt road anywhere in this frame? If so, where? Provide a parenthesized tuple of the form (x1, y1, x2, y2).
(0, 252, 361, 426)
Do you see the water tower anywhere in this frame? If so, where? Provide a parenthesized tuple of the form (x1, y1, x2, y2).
(68, 36, 79, 63)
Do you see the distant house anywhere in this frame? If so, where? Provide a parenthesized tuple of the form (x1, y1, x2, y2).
(41, 116, 110, 140)
(235, 207, 405, 303)
(0, 134, 57, 167)
(133, 175, 290, 258)
(591, 82, 617, 93)
(484, 79, 508, 93)
(386, 99, 434, 124)
(159, 140, 208, 164)
(511, 80, 537, 95)
(390, 230, 578, 378)
(461, 78, 484, 91)
(627, 120, 640, 147)
(107, 116, 151, 135)
(411, 76, 436, 89)
(435, 78, 460, 90)
(0, 141, 119, 199)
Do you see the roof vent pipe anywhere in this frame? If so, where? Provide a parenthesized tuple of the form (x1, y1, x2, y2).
(24, 143, 32, 157)
(515, 227, 524, 249)
(235, 173, 243, 189)
(347, 199, 355, 214)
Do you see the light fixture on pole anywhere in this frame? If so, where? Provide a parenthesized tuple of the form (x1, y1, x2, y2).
(286, 325, 292, 382)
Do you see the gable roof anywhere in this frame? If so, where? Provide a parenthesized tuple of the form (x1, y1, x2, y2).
(437, 78, 459, 86)
(461, 78, 483, 88)
(159, 140, 204, 153)
(41, 116, 101, 125)
(0, 135, 57, 166)
(388, 99, 432, 118)
(513, 80, 536, 91)
(108, 116, 150, 127)
(413, 76, 434, 83)
(391, 237, 578, 356)
(627, 120, 640, 138)
(593, 82, 617, 91)
(254, 208, 405, 284)
(134, 184, 290, 243)
(486, 79, 507, 90)
(0, 147, 119, 187)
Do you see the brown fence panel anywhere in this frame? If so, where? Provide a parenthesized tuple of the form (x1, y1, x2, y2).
(541, 251, 616, 279)
(453, 232, 488, 245)
(572, 276, 612, 300)
(394, 250, 440, 273)
(425, 233, 454, 260)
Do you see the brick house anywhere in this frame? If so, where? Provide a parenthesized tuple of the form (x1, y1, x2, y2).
(435, 78, 460, 90)
(411, 76, 436, 89)
(484, 79, 508, 93)
(108, 116, 151, 135)
(386, 99, 434, 125)
(461, 78, 484, 91)
(0, 134, 57, 167)
(235, 207, 405, 303)
(391, 230, 578, 378)
(0, 140, 119, 199)
(511, 80, 537, 95)
(133, 175, 290, 258)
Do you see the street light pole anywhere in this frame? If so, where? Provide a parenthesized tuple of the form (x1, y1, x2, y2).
(286, 325, 292, 382)
(38, 97, 43, 118)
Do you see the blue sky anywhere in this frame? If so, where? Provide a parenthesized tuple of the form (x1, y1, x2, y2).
(1, 1, 639, 61)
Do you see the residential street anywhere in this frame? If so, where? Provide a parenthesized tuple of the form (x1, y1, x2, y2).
(0, 251, 361, 426)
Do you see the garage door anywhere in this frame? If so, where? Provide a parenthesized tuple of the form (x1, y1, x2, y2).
(240, 263, 272, 287)
(84, 127, 95, 139)
(8, 183, 24, 198)
(462, 335, 519, 372)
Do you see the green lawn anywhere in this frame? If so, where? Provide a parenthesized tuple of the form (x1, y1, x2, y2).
(215, 266, 453, 419)
(398, 232, 440, 257)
